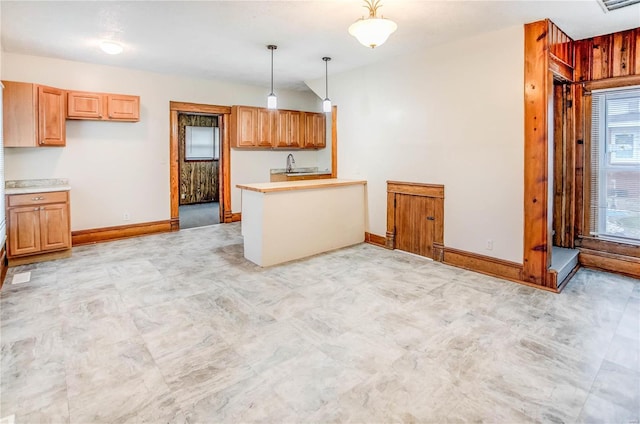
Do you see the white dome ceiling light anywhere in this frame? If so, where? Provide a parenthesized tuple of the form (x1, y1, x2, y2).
(100, 40, 123, 55)
(348, 0, 397, 49)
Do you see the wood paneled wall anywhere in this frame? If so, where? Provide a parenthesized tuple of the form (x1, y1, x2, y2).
(178, 114, 219, 205)
(575, 28, 640, 82)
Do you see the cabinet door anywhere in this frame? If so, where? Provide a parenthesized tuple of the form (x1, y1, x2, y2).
(304, 112, 316, 148)
(394, 194, 435, 258)
(274, 111, 290, 148)
(8, 207, 42, 256)
(39, 204, 71, 251)
(2, 81, 38, 147)
(257, 109, 275, 147)
(107, 94, 140, 121)
(313, 113, 326, 148)
(289, 111, 302, 148)
(38, 85, 66, 146)
(233, 106, 257, 147)
(67, 91, 103, 119)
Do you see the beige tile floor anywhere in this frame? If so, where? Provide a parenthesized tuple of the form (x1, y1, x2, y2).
(1, 223, 638, 423)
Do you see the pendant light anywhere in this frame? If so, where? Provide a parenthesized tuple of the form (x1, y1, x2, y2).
(267, 45, 277, 110)
(322, 57, 331, 113)
(348, 0, 397, 49)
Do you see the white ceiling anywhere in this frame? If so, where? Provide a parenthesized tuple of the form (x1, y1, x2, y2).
(1, 1, 639, 91)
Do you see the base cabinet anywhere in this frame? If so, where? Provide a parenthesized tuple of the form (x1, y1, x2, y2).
(6, 191, 71, 263)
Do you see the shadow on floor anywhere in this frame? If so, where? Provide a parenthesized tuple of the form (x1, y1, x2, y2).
(179, 202, 220, 229)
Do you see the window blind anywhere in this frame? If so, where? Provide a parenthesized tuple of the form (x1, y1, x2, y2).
(590, 86, 640, 243)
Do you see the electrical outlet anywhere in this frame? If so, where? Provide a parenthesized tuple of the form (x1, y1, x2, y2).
(486, 239, 493, 250)
(123, 212, 130, 221)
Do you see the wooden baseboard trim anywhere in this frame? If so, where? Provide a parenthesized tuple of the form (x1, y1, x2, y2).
(0, 244, 8, 288)
(8, 249, 72, 267)
(579, 248, 640, 279)
(72, 220, 173, 246)
(170, 218, 180, 231)
(231, 213, 241, 223)
(364, 232, 388, 248)
(437, 246, 560, 291)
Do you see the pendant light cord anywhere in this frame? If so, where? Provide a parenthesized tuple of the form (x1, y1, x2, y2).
(268, 45, 277, 95)
(323, 57, 331, 100)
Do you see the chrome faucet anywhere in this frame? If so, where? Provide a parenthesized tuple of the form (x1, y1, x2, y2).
(286, 153, 296, 173)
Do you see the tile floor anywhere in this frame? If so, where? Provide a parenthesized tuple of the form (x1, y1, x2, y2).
(0, 223, 638, 423)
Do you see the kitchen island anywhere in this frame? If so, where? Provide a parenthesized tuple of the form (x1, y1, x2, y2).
(236, 179, 367, 267)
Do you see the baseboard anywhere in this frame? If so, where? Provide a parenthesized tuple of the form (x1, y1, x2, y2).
(72, 220, 173, 246)
(437, 246, 559, 291)
(579, 248, 640, 279)
(8, 249, 72, 267)
(231, 213, 241, 222)
(364, 232, 387, 248)
(0, 244, 8, 289)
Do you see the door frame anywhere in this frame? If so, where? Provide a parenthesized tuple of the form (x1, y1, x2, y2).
(169, 101, 232, 229)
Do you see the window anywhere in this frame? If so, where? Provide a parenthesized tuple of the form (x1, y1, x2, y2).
(590, 86, 640, 243)
(185, 125, 219, 161)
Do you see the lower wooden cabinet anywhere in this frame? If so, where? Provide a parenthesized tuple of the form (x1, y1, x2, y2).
(6, 191, 71, 264)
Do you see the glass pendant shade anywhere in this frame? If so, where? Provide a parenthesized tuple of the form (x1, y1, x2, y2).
(267, 93, 277, 110)
(348, 17, 397, 48)
(322, 98, 332, 113)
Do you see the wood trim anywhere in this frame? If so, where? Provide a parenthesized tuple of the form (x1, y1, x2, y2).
(231, 213, 241, 222)
(0, 244, 7, 289)
(549, 54, 574, 81)
(364, 232, 387, 248)
(385, 190, 396, 249)
(523, 20, 553, 287)
(170, 218, 180, 231)
(71, 220, 172, 246)
(576, 236, 640, 258)
(169, 101, 231, 114)
(579, 248, 640, 279)
(169, 101, 231, 227)
(386, 181, 444, 198)
(8, 249, 71, 267)
(331, 105, 338, 178)
(583, 74, 640, 91)
(441, 246, 525, 283)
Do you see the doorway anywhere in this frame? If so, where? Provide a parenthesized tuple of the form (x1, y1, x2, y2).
(169, 102, 232, 230)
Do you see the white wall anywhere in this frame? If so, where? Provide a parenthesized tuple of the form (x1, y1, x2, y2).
(2, 53, 322, 230)
(309, 26, 524, 262)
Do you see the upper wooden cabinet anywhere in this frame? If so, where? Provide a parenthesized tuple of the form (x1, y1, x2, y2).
(230, 105, 325, 149)
(3, 81, 66, 147)
(67, 91, 140, 122)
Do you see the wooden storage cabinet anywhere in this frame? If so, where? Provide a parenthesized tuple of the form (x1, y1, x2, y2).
(230, 105, 325, 149)
(67, 91, 140, 122)
(3, 81, 66, 147)
(7, 191, 71, 262)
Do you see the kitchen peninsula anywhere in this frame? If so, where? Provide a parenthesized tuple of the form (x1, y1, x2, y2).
(236, 179, 367, 266)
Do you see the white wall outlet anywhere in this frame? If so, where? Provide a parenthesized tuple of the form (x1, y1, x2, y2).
(486, 239, 493, 250)
(123, 212, 130, 221)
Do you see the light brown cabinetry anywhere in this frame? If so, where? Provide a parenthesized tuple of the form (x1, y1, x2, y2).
(3, 81, 66, 147)
(230, 105, 325, 149)
(386, 182, 444, 260)
(6, 191, 71, 264)
(304, 112, 326, 148)
(67, 91, 140, 122)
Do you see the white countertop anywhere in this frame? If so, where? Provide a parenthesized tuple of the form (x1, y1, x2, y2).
(237, 178, 366, 193)
(5, 179, 71, 195)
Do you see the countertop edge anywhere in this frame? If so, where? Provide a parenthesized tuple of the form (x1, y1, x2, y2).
(6, 186, 72, 195)
(237, 179, 367, 193)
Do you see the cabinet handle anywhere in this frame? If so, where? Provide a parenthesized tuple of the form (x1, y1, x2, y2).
(426, 216, 435, 221)
(31, 197, 44, 201)
(33, 207, 39, 211)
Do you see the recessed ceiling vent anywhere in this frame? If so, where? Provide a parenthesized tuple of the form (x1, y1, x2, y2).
(597, 0, 640, 12)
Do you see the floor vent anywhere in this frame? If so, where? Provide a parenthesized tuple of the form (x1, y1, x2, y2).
(11, 271, 31, 285)
(597, 0, 640, 12)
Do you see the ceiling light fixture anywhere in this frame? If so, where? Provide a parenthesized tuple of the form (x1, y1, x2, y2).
(99, 40, 123, 55)
(322, 57, 332, 113)
(348, 0, 397, 49)
(267, 45, 278, 110)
